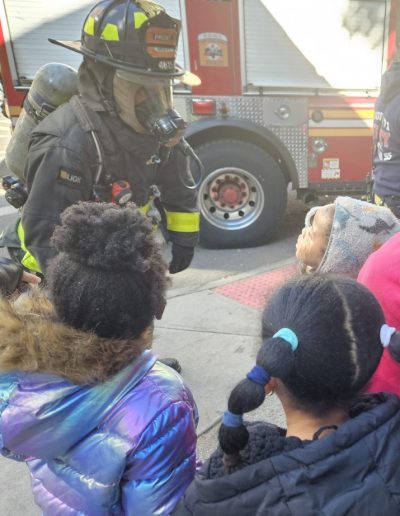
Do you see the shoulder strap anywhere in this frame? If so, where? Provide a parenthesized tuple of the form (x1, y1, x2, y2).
(69, 96, 106, 185)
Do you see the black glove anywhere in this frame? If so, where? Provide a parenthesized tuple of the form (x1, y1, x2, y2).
(0, 257, 23, 296)
(169, 243, 195, 274)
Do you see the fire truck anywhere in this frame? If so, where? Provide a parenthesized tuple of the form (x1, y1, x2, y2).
(0, 0, 397, 247)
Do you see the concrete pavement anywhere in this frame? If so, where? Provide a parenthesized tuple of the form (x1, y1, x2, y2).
(0, 256, 295, 515)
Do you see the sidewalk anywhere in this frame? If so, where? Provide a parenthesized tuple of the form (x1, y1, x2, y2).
(0, 258, 297, 515)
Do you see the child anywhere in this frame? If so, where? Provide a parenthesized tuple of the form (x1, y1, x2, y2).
(174, 275, 400, 515)
(296, 196, 400, 277)
(0, 202, 197, 515)
(358, 232, 400, 396)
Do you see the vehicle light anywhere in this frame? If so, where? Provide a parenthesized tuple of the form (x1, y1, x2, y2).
(312, 138, 328, 154)
(191, 99, 216, 116)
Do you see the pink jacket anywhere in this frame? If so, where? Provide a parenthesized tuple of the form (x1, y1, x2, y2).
(358, 232, 400, 396)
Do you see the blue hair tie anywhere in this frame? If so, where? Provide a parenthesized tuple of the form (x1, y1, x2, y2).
(247, 365, 270, 385)
(223, 410, 243, 428)
(273, 328, 298, 351)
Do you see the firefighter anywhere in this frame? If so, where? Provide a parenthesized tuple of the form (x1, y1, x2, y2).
(9, 0, 200, 276)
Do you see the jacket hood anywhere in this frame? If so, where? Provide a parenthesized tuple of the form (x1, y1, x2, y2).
(378, 61, 400, 105)
(0, 288, 151, 384)
(0, 289, 155, 459)
(316, 196, 400, 278)
(78, 59, 115, 112)
(175, 394, 400, 515)
(76, 58, 161, 157)
(358, 232, 400, 328)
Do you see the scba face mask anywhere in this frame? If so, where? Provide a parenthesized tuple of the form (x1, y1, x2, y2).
(113, 70, 186, 146)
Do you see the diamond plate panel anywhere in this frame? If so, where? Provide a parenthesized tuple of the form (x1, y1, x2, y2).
(180, 95, 309, 187)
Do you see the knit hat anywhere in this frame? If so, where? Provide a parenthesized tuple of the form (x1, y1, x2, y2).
(358, 233, 400, 396)
(316, 197, 400, 278)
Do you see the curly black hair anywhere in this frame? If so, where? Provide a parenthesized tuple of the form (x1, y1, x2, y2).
(47, 201, 168, 339)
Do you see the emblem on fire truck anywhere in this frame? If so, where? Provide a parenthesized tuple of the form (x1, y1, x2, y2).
(198, 32, 228, 67)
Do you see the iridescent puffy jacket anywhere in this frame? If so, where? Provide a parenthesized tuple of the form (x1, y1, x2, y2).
(0, 292, 198, 515)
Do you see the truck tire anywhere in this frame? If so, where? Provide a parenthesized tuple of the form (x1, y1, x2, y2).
(196, 139, 287, 248)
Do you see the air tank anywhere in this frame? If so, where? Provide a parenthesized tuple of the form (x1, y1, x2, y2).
(5, 62, 78, 180)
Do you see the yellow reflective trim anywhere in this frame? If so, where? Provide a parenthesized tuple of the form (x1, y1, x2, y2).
(134, 11, 148, 29)
(101, 23, 119, 41)
(83, 16, 95, 36)
(308, 128, 372, 137)
(17, 221, 42, 273)
(138, 201, 151, 215)
(373, 194, 389, 208)
(165, 211, 200, 233)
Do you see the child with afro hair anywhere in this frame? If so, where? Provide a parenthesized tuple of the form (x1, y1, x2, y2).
(0, 201, 197, 515)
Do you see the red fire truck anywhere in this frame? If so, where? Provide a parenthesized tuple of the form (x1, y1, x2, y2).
(0, 0, 397, 247)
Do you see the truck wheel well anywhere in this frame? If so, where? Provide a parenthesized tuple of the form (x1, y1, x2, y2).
(186, 125, 295, 186)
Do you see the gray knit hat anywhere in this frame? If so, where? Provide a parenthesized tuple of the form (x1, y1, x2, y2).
(315, 196, 400, 278)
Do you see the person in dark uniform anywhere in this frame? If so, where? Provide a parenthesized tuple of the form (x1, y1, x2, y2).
(372, 43, 400, 216)
(13, 0, 200, 276)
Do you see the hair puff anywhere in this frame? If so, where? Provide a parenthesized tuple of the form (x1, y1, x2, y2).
(47, 202, 168, 339)
(52, 201, 156, 271)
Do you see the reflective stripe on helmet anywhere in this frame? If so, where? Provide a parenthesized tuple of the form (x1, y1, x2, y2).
(83, 16, 95, 36)
(52, 0, 184, 79)
(17, 221, 42, 274)
(134, 11, 148, 29)
(101, 23, 119, 41)
(165, 211, 200, 233)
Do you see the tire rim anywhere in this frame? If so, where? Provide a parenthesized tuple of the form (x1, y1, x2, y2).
(199, 167, 265, 231)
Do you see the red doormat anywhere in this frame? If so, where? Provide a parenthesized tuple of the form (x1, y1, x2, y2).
(213, 262, 298, 310)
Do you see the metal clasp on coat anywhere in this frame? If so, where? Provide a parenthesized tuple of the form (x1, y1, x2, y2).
(146, 154, 161, 166)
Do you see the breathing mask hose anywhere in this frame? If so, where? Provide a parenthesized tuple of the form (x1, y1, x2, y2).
(177, 139, 204, 190)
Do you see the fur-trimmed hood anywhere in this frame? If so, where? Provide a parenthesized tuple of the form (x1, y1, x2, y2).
(0, 288, 151, 384)
(0, 288, 161, 460)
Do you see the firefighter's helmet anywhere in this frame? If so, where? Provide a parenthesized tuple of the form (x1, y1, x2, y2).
(49, 0, 197, 83)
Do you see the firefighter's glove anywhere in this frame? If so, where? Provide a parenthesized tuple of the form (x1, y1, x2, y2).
(0, 257, 23, 296)
(169, 243, 195, 274)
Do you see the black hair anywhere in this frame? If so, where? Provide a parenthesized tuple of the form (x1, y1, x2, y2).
(47, 201, 167, 339)
(219, 274, 386, 460)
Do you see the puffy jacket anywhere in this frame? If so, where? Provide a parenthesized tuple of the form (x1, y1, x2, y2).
(0, 291, 198, 515)
(358, 232, 400, 397)
(174, 394, 400, 516)
(19, 60, 199, 273)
